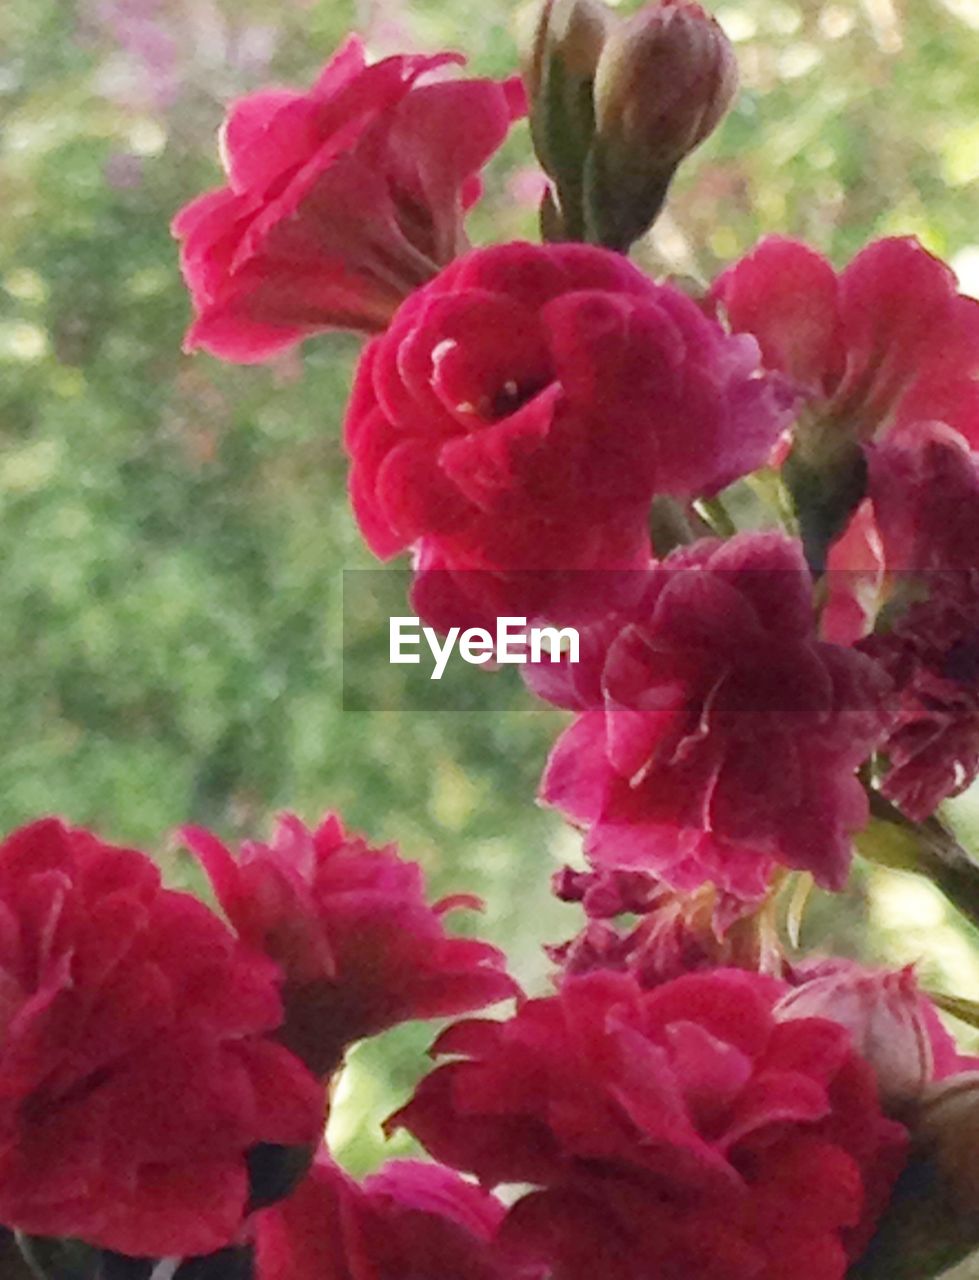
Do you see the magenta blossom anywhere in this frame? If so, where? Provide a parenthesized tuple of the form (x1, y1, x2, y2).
(537, 532, 892, 899)
(346, 240, 795, 628)
(0, 819, 323, 1258)
(173, 37, 523, 361)
(859, 569, 979, 820)
(867, 420, 979, 574)
(389, 968, 909, 1280)
(255, 1152, 536, 1280)
(181, 812, 518, 1078)
(710, 235, 979, 444)
(779, 960, 979, 1111)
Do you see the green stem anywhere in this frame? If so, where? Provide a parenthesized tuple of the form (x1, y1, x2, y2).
(858, 790, 979, 934)
(696, 495, 738, 538)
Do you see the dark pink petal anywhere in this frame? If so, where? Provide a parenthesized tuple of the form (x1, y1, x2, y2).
(710, 235, 843, 390)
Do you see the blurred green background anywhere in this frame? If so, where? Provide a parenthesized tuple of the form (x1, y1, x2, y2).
(2, 0, 979, 1218)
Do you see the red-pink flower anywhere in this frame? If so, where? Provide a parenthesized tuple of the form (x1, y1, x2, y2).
(858, 569, 979, 820)
(181, 813, 518, 1079)
(710, 235, 979, 444)
(255, 1152, 533, 1280)
(866, 420, 979, 574)
(0, 819, 324, 1258)
(388, 968, 909, 1280)
(711, 237, 979, 575)
(345, 241, 795, 627)
(173, 37, 522, 362)
(538, 533, 893, 898)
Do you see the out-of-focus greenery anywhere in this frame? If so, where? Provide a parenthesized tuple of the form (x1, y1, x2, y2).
(2, 0, 979, 1209)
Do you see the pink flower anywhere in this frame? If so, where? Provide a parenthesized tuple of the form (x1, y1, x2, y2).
(345, 240, 794, 627)
(388, 968, 909, 1280)
(172, 37, 522, 362)
(859, 569, 979, 820)
(710, 236, 979, 444)
(711, 237, 979, 573)
(538, 533, 893, 898)
(255, 1152, 534, 1280)
(0, 819, 324, 1258)
(866, 420, 979, 574)
(818, 404, 979, 820)
(181, 813, 518, 1079)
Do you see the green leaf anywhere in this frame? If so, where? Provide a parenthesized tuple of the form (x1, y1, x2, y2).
(926, 991, 979, 1032)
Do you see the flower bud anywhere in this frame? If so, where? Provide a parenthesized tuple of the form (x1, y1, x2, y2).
(522, 0, 611, 109)
(520, 0, 613, 237)
(776, 965, 933, 1111)
(587, 0, 738, 249)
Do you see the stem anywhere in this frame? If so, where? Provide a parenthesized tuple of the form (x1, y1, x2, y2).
(695, 495, 738, 538)
(859, 789, 979, 933)
(746, 469, 799, 534)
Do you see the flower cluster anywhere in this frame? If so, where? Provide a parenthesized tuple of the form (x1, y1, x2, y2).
(4, 1, 979, 1278)
(0, 814, 513, 1270)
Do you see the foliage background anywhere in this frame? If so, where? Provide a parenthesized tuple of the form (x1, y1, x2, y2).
(1, 0, 979, 1261)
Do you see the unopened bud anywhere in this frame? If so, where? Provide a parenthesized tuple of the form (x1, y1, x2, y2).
(587, 0, 738, 249)
(522, 0, 611, 106)
(520, 0, 613, 238)
(776, 965, 933, 1111)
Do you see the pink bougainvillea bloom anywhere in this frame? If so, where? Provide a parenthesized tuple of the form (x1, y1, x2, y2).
(172, 37, 523, 362)
(859, 568, 979, 820)
(0, 819, 324, 1258)
(345, 240, 794, 626)
(182, 813, 518, 1079)
(255, 1152, 535, 1280)
(388, 968, 909, 1280)
(710, 235, 979, 443)
(537, 532, 893, 898)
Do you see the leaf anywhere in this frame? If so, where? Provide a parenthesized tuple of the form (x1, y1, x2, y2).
(926, 991, 979, 1032)
(785, 872, 814, 950)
